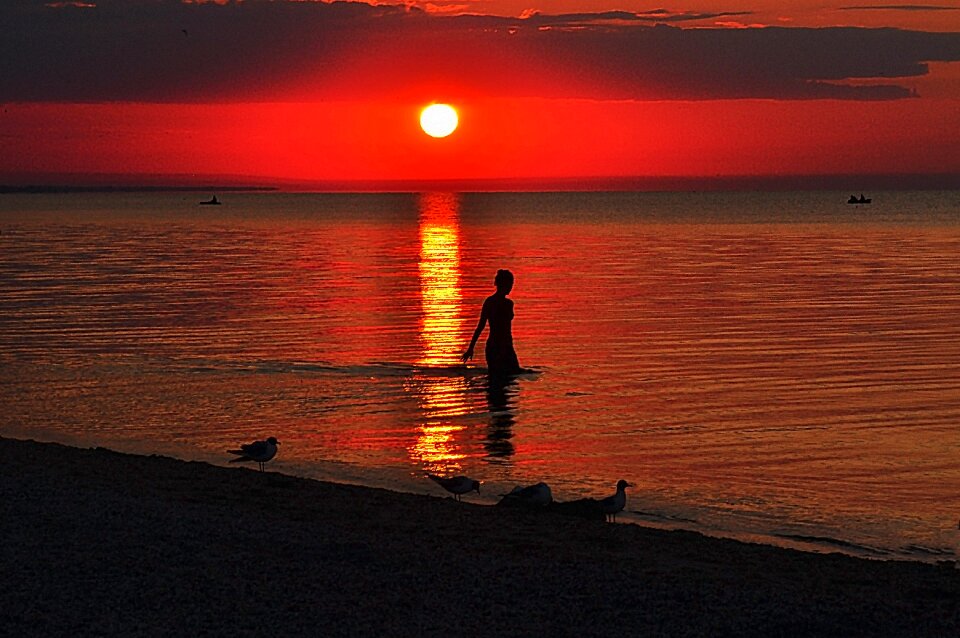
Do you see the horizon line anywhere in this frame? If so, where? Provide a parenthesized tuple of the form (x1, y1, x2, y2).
(3, 172, 960, 194)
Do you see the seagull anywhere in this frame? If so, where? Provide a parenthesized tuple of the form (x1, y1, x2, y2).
(228, 436, 279, 472)
(427, 474, 480, 501)
(502, 482, 553, 507)
(599, 479, 632, 522)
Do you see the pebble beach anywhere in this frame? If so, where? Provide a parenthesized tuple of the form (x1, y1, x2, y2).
(2, 437, 958, 636)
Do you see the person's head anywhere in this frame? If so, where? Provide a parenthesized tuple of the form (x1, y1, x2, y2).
(494, 269, 514, 294)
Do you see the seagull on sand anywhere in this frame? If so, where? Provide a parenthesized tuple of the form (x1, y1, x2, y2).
(427, 474, 480, 501)
(599, 480, 632, 522)
(502, 482, 553, 507)
(228, 437, 279, 472)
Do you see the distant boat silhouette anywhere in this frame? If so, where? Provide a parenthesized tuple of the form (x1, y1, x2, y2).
(847, 194, 871, 204)
(200, 195, 221, 205)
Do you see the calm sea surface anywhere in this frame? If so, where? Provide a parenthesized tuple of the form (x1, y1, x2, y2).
(2, 191, 959, 560)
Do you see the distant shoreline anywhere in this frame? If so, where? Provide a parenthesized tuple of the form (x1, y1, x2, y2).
(3, 173, 960, 194)
(1, 436, 958, 636)
(0, 185, 278, 194)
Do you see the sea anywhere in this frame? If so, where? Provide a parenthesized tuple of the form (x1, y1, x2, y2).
(2, 190, 959, 562)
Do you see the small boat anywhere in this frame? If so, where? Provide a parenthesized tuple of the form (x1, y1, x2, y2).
(847, 194, 871, 204)
(200, 195, 221, 205)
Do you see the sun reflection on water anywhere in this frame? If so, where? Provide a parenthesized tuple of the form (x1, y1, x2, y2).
(407, 193, 472, 474)
(417, 192, 465, 367)
(409, 423, 468, 475)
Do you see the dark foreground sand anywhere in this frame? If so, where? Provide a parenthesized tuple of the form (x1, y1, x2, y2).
(2, 438, 958, 637)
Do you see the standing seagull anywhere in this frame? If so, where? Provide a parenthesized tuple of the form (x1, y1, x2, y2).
(427, 474, 480, 501)
(599, 479, 632, 522)
(228, 437, 279, 472)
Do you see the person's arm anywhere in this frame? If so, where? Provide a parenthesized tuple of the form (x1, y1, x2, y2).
(461, 301, 489, 362)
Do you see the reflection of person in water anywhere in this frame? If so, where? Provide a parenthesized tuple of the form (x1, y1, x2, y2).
(484, 375, 517, 458)
(461, 269, 522, 376)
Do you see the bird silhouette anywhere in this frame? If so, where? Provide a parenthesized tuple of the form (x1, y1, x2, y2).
(426, 474, 480, 501)
(228, 437, 279, 472)
(501, 482, 553, 507)
(599, 480, 632, 522)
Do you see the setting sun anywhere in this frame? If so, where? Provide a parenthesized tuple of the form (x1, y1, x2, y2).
(419, 103, 458, 138)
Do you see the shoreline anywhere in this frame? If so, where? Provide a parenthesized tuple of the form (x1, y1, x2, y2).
(2, 437, 958, 636)
(5, 427, 939, 565)
(4, 427, 950, 564)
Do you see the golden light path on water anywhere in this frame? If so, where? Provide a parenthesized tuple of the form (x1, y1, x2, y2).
(407, 193, 470, 474)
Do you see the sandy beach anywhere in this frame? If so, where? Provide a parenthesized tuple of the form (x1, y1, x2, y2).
(1, 437, 957, 637)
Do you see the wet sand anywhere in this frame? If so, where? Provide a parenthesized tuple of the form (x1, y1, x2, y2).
(2, 437, 958, 636)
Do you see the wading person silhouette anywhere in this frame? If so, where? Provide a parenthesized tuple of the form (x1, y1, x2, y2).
(462, 269, 522, 377)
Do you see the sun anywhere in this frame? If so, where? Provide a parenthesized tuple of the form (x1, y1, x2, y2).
(420, 103, 458, 138)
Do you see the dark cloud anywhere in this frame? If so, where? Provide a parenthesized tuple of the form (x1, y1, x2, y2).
(516, 9, 755, 26)
(1, 0, 958, 102)
(838, 5, 960, 11)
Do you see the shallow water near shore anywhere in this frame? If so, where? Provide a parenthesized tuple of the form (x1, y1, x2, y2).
(2, 190, 959, 561)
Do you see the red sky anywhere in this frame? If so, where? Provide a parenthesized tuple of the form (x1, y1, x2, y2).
(2, 1, 959, 187)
